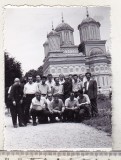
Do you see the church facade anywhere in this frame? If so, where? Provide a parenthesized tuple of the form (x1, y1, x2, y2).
(43, 11, 111, 93)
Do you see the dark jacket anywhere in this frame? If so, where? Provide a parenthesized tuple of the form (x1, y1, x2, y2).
(84, 80, 97, 99)
(63, 81, 72, 95)
(10, 83, 23, 102)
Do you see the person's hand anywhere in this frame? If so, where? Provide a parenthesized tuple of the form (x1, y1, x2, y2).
(58, 111, 61, 114)
(23, 94, 26, 98)
(13, 101, 16, 106)
(50, 110, 53, 114)
(62, 107, 65, 112)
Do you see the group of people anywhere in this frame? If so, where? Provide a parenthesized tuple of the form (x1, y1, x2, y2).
(6, 72, 98, 128)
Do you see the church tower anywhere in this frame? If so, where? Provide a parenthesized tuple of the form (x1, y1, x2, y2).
(78, 7, 101, 42)
(47, 22, 60, 51)
(55, 14, 74, 46)
(78, 8, 106, 56)
(78, 8, 111, 92)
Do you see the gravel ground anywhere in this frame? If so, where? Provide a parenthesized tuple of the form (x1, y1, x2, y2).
(4, 116, 112, 150)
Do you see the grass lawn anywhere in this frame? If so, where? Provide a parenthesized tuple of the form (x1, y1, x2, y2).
(83, 96, 112, 135)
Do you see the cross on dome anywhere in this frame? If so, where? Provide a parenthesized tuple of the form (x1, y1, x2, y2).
(61, 12, 64, 23)
(86, 7, 89, 17)
(52, 21, 54, 30)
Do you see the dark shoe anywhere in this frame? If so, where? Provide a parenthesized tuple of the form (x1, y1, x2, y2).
(13, 124, 17, 128)
(33, 122, 37, 126)
(19, 123, 25, 127)
(62, 119, 66, 122)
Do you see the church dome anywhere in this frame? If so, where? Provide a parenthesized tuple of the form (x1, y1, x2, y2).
(82, 17, 96, 24)
(43, 40, 49, 45)
(47, 29, 59, 37)
(55, 22, 74, 32)
(90, 48, 104, 56)
(78, 16, 100, 28)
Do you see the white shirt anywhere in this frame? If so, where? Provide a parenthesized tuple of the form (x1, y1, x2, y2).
(46, 80, 55, 92)
(53, 84, 63, 95)
(8, 86, 12, 94)
(24, 82, 36, 94)
(65, 98, 78, 108)
(59, 79, 65, 85)
(77, 94, 90, 105)
(38, 83, 49, 95)
(86, 81, 90, 90)
(30, 97, 47, 111)
(72, 81, 83, 92)
(46, 98, 53, 111)
(46, 98, 53, 106)
(35, 82, 41, 92)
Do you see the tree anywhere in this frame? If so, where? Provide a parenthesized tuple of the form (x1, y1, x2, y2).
(5, 52, 22, 88)
(37, 65, 43, 77)
(25, 69, 37, 82)
(24, 66, 43, 82)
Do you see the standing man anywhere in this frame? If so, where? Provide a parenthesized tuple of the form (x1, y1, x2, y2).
(63, 92, 78, 122)
(24, 75, 36, 124)
(52, 77, 64, 101)
(63, 77, 72, 102)
(49, 94, 65, 122)
(10, 78, 25, 128)
(35, 75, 41, 91)
(59, 74, 65, 85)
(46, 74, 55, 93)
(84, 72, 98, 117)
(72, 74, 83, 98)
(37, 76, 49, 97)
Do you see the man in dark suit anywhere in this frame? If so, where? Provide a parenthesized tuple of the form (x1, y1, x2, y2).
(10, 78, 25, 128)
(84, 72, 98, 117)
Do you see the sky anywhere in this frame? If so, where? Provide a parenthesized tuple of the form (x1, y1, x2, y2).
(4, 7, 111, 74)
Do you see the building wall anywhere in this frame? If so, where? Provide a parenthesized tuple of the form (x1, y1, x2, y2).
(46, 63, 86, 77)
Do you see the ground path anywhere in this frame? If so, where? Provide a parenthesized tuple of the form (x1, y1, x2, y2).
(4, 116, 111, 150)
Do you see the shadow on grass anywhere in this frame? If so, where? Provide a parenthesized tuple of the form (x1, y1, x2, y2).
(83, 97, 112, 135)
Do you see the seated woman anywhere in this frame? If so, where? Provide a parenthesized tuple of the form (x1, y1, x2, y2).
(75, 90, 91, 122)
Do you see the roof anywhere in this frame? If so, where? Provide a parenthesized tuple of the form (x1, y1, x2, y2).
(78, 16, 100, 29)
(43, 40, 49, 46)
(55, 22, 74, 32)
(47, 29, 60, 37)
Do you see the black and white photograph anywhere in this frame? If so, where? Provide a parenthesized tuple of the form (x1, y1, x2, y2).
(4, 6, 112, 150)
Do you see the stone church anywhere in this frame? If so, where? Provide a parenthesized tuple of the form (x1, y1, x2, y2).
(43, 10, 111, 93)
